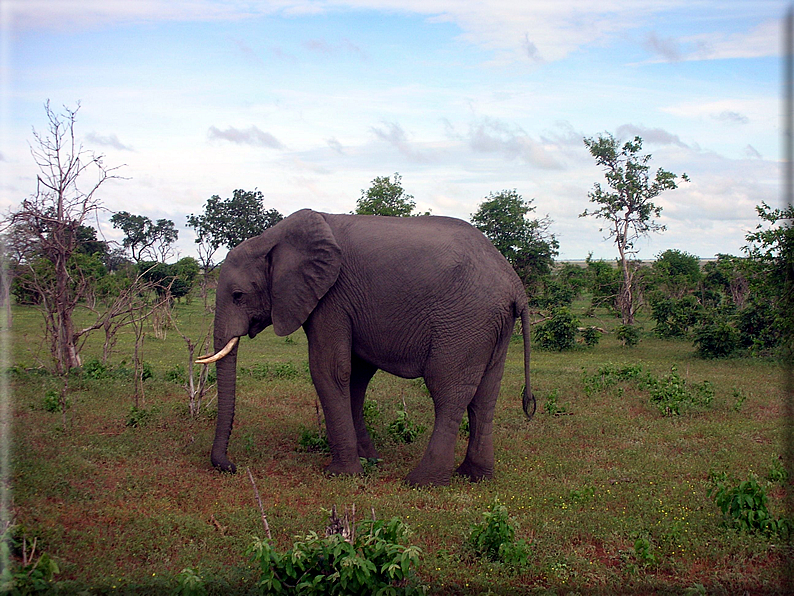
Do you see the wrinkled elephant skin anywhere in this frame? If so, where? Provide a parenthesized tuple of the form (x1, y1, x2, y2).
(205, 209, 534, 487)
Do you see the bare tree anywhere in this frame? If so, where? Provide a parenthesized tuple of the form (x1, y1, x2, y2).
(6, 101, 122, 374)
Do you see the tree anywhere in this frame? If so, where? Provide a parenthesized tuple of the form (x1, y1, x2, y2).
(355, 173, 419, 216)
(186, 189, 283, 307)
(581, 134, 688, 325)
(110, 211, 178, 262)
(6, 102, 122, 374)
(471, 190, 558, 288)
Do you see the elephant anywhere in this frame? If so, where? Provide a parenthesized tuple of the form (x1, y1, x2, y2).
(197, 208, 535, 487)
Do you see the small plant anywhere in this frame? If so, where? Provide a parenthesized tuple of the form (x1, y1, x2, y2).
(166, 364, 187, 384)
(298, 428, 331, 453)
(459, 414, 470, 437)
(569, 486, 595, 503)
(468, 497, 531, 568)
(543, 389, 568, 416)
(615, 324, 641, 347)
(581, 363, 653, 397)
(248, 512, 425, 595)
(387, 403, 426, 444)
(82, 357, 111, 380)
(708, 471, 791, 537)
(648, 366, 714, 416)
(0, 526, 60, 594)
(581, 326, 601, 347)
(42, 389, 64, 413)
(767, 457, 788, 484)
(125, 405, 154, 428)
(731, 388, 748, 412)
(175, 567, 207, 596)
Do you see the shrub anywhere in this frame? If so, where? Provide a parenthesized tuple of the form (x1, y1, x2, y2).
(468, 497, 531, 568)
(387, 406, 426, 444)
(649, 295, 702, 338)
(42, 389, 63, 413)
(82, 357, 111, 380)
(125, 405, 155, 427)
(581, 326, 601, 347)
(248, 515, 425, 595)
(543, 389, 568, 416)
(648, 366, 714, 416)
(615, 324, 641, 347)
(708, 472, 791, 538)
(298, 428, 331, 453)
(693, 318, 739, 358)
(534, 307, 579, 351)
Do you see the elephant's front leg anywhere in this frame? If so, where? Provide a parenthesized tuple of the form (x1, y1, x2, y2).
(307, 330, 364, 477)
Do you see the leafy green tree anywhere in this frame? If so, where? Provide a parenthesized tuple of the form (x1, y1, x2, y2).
(110, 211, 178, 262)
(355, 173, 418, 216)
(651, 249, 702, 299)
(471, 190, 558, 288)
(584, 254, 621, 314)
(581, 134, 688, 325)
(187, 189, 283, 307)
(187, 189, 283, 254)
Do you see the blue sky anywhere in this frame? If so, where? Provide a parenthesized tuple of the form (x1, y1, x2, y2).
(0, 0, 788, 260)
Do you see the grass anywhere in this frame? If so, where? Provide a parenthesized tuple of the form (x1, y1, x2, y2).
(5, 296, 792, 594)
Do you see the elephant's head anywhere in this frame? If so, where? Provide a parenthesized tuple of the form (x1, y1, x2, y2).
(197, 209, 342, 472)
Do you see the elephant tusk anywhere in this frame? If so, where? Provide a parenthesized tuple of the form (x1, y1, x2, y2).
(195, 337, 239, 364)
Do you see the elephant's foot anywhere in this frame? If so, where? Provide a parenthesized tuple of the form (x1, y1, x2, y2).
(454, 459, 493, 482)
(323, 458, 365, 477)
(356, 442, 380, 460)
(404, 467, 451, 487)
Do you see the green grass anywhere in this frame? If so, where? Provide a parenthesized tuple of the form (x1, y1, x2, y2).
(6, 297, 791, 594)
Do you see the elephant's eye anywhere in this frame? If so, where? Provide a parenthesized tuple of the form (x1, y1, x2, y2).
(232, 291, 243, 304)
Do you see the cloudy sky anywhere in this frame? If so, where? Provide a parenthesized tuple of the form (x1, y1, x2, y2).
(0, 0, 788, 260)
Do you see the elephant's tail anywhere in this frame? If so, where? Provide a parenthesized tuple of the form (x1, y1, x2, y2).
(519, 304, 536, 420)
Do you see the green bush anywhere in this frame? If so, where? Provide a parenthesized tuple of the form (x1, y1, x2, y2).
(615, 324, 641, 347)
(534, 307, 579, 351)
(649, 295, 702, 338)
(708, 472, 791, 538)
(468, 497, 531, 568)
(582, 364, 713, 416)
(82, 357, 111, 380)
(387, 407, 426, 444)
(693, 318, 740, 358)
(648, 366, 714, 416)
(298, 428, 331, 453)
(581, 326, 601, 347)
(248, 516, 425, 595)
(125, 405, 155, 428)
(42, 389, 63, 413)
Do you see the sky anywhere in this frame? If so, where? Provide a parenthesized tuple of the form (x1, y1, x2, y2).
(0, 0, 789, 261)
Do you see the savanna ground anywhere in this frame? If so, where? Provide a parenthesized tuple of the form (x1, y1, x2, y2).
(6, 296, 792, 594)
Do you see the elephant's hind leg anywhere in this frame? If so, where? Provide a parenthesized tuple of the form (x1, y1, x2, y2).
(455, 335, 511, 482)
(404, 381, 476, 487)
(350, 354, 379, 460)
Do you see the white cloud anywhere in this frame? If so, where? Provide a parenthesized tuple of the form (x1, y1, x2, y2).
(207, 125, 285, 149)
(85, 132, 134, 151)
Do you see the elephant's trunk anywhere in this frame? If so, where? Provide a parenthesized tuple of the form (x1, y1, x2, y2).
(210, 336, 240, 473)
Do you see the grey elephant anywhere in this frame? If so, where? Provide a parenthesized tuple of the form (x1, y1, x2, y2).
(197, 208, 535, 487)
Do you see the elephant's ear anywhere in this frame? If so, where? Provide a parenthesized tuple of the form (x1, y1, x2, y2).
(269, 209, 342, 336)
